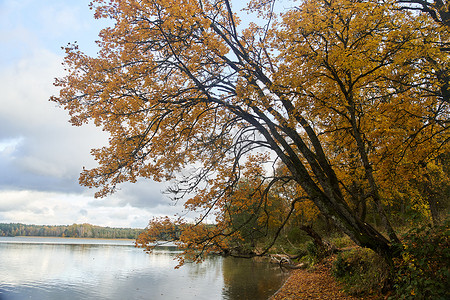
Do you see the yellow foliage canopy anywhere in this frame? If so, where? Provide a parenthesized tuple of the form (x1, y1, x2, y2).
(52, 0, 449, 262)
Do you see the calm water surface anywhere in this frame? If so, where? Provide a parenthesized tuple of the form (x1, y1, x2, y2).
(0, 237, 287, 300)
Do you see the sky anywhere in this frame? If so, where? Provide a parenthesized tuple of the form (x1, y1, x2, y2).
(0, 0, 181, 228)
(0, 0, 281, 229)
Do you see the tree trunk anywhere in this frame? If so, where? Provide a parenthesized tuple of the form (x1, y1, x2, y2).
(300, 224, 325, 250)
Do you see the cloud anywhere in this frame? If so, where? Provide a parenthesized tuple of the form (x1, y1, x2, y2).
(0, 190, 174, 228)
(0, 190, 31, 212)
(0, 0, 182, 228)
(0, 48, 108, 193)
(89, 179, 171, 209)
(0, 0, 111, 196)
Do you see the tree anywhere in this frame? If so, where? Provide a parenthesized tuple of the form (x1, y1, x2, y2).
(52, 0, 449, 265)
(397, 0, 450, 28)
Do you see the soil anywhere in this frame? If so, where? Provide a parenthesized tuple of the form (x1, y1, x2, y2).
(269, 257, 382, 300)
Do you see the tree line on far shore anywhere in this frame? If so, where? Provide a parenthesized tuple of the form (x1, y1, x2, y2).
(0, 223, 143, 239)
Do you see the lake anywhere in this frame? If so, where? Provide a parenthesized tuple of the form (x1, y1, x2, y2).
(0, 237, 287, 299)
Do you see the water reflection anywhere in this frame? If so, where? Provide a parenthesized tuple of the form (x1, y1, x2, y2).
(0, 237, 286, 300)
(222, 257, 287, 299)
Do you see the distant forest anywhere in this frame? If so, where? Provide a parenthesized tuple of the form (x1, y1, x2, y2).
(0, 223, 143, 239)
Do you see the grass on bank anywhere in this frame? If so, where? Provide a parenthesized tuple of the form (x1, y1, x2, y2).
(270, 219, 449, 300)
(327, 221, 449, 299)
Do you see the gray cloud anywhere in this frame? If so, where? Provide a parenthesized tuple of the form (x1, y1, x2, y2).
(89, 180, 171, 209)
(0, 48, 108, 194)
(0, 0, 182, 228)
(0, 193, 29, 212)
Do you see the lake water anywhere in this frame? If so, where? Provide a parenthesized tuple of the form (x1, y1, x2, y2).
(0, 237, 287, 300)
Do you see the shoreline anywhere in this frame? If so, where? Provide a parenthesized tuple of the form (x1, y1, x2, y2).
(5, 235, 136, 240)
(269, 256, 381, 300)
(269, 265, 358, 299)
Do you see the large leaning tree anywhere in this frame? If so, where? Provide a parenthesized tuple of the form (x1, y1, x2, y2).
(52, 0, 449, 265)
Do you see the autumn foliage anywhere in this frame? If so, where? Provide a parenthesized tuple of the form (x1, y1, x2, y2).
(52, 0, 449, 266)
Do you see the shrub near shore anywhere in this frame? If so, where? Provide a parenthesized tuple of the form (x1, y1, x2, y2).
(328, 221, 449, 299)
(390, 221, 450, 300)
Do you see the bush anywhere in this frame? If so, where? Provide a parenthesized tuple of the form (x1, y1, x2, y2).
(306, 241, 321, 258)
(286, 227, 312, 244)
(332, 248, 389, 296)
(293, 241, 325, 267)
(330, 234, 356, 249)
(390, 221, 450, 300)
